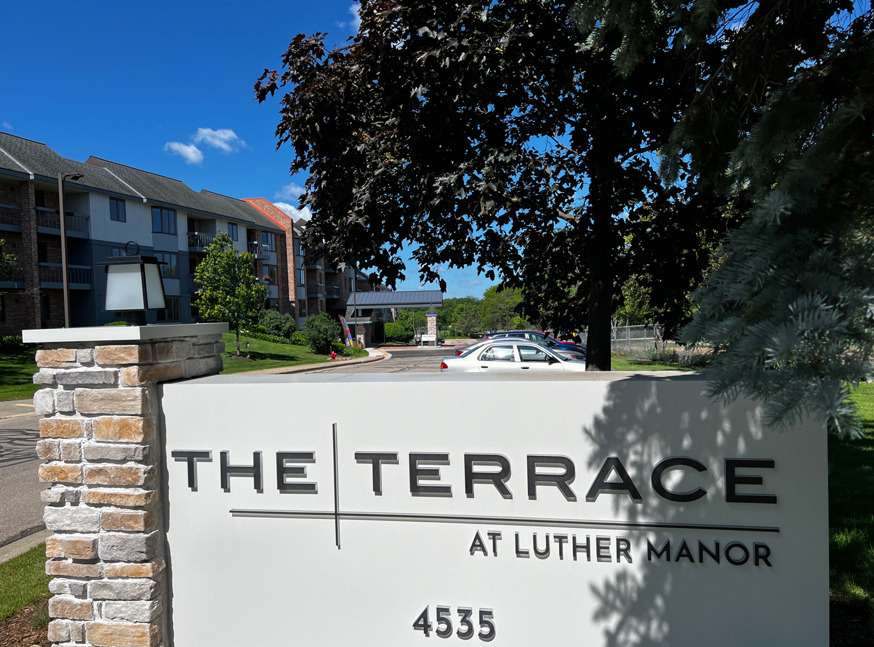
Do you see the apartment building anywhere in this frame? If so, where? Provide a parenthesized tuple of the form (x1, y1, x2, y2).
(0, 132, 288, 334)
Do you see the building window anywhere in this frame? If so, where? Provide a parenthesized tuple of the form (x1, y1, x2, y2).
(228, 222, 238, 241)
(0, 295, 5, 322)
(38, 242, 48, 263)
(261, 231, 275, 252)
(296, 269, 305, 285)
(151, 206, 177, 235)
(110, 197, 127, 222)
(293, 238, 303, 257)
(263, 264, 278, 285)
(156, 296, 180, 322)
(155, 252, 179, 278)
(110, 247, 125, 257)
(40, 294, 51, 324)
(35, 190, 46, 208)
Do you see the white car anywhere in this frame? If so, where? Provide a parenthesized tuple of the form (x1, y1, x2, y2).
(440, 340, 587, 373)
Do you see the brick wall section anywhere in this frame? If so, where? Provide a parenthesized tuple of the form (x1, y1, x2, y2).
(33, 333, 225, 647)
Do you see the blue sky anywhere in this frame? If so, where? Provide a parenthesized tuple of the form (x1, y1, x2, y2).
(0, 0, 497, 300)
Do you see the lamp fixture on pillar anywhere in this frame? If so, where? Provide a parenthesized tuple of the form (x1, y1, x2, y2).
(58, 172, 83, 327)
(99, 249, 166, 326)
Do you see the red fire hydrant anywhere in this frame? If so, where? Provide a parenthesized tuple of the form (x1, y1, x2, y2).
(330, 350, 337, 360)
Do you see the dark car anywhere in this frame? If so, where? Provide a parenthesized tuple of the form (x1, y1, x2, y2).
(484, 330, 585, 356)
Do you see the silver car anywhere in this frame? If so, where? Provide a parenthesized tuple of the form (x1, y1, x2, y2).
(440, 340, 587, 373)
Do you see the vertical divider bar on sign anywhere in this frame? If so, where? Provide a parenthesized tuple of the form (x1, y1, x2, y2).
(333, 422, 341, 550)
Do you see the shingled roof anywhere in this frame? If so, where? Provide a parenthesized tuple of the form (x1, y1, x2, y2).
(0, 131, 282, 232)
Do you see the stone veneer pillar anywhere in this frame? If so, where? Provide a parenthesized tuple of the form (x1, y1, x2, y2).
(24, 323, 228, 647)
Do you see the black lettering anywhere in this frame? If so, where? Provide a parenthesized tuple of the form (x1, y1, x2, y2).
(533, 533, 550, 559)
(464, 454, 512, 499)
(276, 452, 316, 493)
(572, 535, 591, 561)
(725, 459, 777, 504)
(409, 453, 451, 497)
(698, 541, 720, 564)
(585, 457, 642, 503)
(470, 531, 488, 556)
(487, 531, 502, 556)
(355, 452, 398, 495)
(171, 450, 211, 491)
(647, 539, 671, 562)
(725, 541, 750, 565)
(616, 537, 632, 563)
(596, 536, 612, 562)
(527, 455, 576, 501)
(515, 532, 529, 558)
(220, 451, 262, 492)
(651, 457, 708, 503)
(675, 540, 694, 562)
(754, 543, 772, 567)
(553, 534, 568, 560)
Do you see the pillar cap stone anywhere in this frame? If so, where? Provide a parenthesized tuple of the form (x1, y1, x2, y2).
(23, 323, 229, 345)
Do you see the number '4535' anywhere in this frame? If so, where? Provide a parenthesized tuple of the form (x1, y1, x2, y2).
(413, 606, 495, 641)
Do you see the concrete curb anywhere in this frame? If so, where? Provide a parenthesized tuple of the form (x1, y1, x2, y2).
(0, 528, 51, 565)
(239, 347, 389, 375)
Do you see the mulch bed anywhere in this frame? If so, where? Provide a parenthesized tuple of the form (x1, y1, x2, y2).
(0, 600, 50, 647)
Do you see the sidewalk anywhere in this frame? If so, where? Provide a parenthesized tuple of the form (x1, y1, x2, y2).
(240, 347, 388, 375)
(0, 399, 36, 420)
(0, 529, 50, 565)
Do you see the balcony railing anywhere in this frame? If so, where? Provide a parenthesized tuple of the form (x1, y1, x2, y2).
(0, 204, 22, 229)
(187, 232, 215, 250)
(35, 209, 90, 234)
(247, 241, 270, 258)
(325, 285, 341, 299)
(0, 264, 24, 283)
(38, 264, 93, 286)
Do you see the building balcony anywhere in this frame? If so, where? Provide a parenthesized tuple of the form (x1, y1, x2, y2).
(307, 289, 324, 299)
(187, 231, 215, 251)
(304, 263, 322, 270)
(0, 264, 24, 288)
(247, 241, 270, 260)
(325, 285, 341, 299)
(38, 263, 92, 289)
(0, 204, 21, 232)
(36, 209, 90, 237)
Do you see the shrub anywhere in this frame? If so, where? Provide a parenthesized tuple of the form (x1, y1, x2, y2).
(385, 321, 413, 343)
(303, 313, 341, 354)
(290, 331, 307, 346)
(0, 335, 23, 351)
(244, 331, 296, 345)
(260, 310, 297, 338)
(104, 320, 127, 326)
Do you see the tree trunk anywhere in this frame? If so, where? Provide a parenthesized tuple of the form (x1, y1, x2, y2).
(585, 193, 613, 371)
(236, 327, 241, 356)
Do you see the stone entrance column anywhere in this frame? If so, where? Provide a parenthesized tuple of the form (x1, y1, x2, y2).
(24, 323, 228, 647)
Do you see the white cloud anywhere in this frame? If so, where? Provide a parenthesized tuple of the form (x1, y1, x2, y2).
(336, 3, 361, 32)
(192, 128, 246, 153)
(2, 121, 12, 131)
(275, 183, 306, 201)
(274, 202, 313, 221)
(349, 4, 362, 32)
(163, 142, 204, 165)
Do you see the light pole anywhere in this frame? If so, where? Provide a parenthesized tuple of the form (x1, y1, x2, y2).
(58, 172, 83, 327)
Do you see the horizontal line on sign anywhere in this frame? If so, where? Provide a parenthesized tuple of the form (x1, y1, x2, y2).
(229, 509, 780, 534)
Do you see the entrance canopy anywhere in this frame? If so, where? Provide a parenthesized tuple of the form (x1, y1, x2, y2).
(345, 290, 443, 319)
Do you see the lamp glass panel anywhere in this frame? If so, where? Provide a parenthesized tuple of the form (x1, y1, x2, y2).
(144, 263, 166, 309)
(105, 265, 145, 310)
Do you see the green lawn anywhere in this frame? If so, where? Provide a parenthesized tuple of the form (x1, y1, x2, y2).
(220, 333, 331, 374)
(829, 382, 874, 633)
(0, 544, 51, 622)
(610, 355, 697, 371)
(0, 347, 38, 402)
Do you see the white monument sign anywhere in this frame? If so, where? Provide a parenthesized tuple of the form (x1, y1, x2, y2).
(162, 374, 827, 645)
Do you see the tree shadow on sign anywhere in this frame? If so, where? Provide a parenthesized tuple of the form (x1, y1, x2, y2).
(577, 375, 818, 647)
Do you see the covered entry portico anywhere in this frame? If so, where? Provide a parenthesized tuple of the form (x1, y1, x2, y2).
(345, 289, 443, 346)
